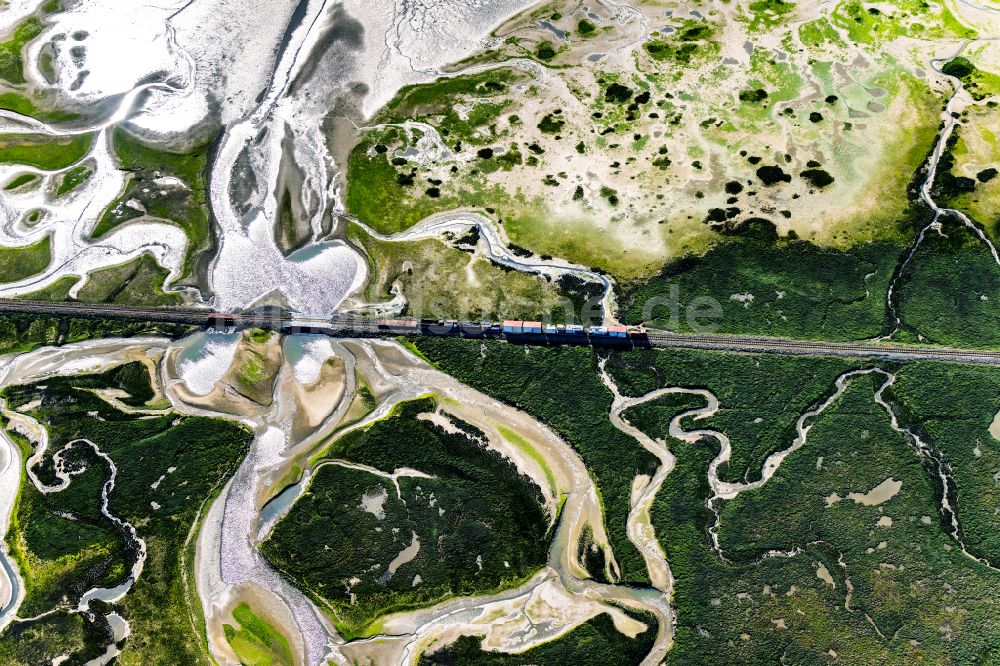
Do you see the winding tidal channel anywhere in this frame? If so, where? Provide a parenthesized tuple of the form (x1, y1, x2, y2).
(0, 332, 994, 664)
(2, 0, 1000, 663)
(0, 339, 164, 663)
(882, 5, 1000, 338)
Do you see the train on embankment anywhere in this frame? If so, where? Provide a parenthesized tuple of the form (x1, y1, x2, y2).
(204, 310, 651, 347)
(369, 318, 650, 347)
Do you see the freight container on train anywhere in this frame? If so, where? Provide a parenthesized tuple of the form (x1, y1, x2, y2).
(608, 325, 628, 338)
(502, 320, 523, 334)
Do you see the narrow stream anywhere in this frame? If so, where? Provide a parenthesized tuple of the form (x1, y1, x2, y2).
(67, 439, 147, 666)
(593, 358, 999, 666)
(350, 211, 618, 324)
(305, 340, 673, 666)
(0, 3, 199, 301)
(882, 33, 1000, 339)
(0, 340, 164, 658)
(641, 365, 999, 572)
(203, 0, 367, 315)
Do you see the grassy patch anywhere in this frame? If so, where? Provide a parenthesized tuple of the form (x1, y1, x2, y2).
(798, 17, 845, 47)
(0, 234, 50, 283)
(609, 350, 1000, 662)
(0, 364, 253, 663)
(223, 603, 294, 666)
(376, 69, 526, 125)
(891, 362, 1000, 563)
(0, 612, 93, 665)
(0, 17, 43, 84)
(500, 203, 668, 280)
(238, 356, 266, 386)
(497, 424, 558, 497)
(413, 339, 659, 584)
(262, 397, 548, 637)
(643, 19, 719, 69)
(248, 328, 273, 344)
(230, 337, 279, 405)
(621, 238, 903, 341)
(348, 222, 583, 321)
(74, 253, 182, 306)
(91, 128, 213, 280)
(55, 163, 92, 196)
(745, 0, 796, 30)
(941, 103, 1000, 225)
(895, 219, 1000, 347)
(607, 348, 856, 485)
(345, 135, 666, 279)
(6, 440, 124, 618)
(0, 91, 79, 123)
(0, 132, 93, 170)
(831, 0, 974, 45)
(345, 139, 457, 234)
(19, 253, 183, 307)
(710, 374, 1000, 660)
(3, 172, 39, 190)
(0, 314, 189, 358)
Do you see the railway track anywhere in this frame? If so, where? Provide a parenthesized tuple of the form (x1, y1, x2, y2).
(0, 299, 212, 323)
(642, 331, 1000, 365)
(1, 298, 1000, 366)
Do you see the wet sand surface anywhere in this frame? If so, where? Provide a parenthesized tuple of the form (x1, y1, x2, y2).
(0, 339, 168, 652)
(0, 0, 560, 317)
(319, 340, 672, 665)
(349, 211, 617, 323)
(173, 333, 675, 665)
(5, 0, 1000, 662)
(0, 333, 995, 665)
